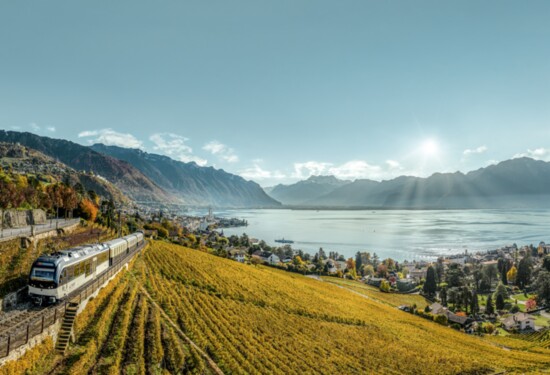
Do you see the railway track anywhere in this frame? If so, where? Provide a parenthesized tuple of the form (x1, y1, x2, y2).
(0, 306, 46, 338)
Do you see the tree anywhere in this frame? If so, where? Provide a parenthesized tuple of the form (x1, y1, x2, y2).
(495, 294, 505, 311)
(493, 282, 508, 302)
(79, 199, 98, 222)
(517, 256, 532, 289)
(470, 291, 479, 315)
(525, 298, 537, 311)
(483, 264, 498, 289)
(379, 280, 390, 292)
(423, 266, 437, 296)
(362, 264, 375, 277)
(446, 264, 464, 288)
(534, 270, 550, 306)
(376, 264, 387, 278)
(542, 256, 550, 272)
(507, 266, 518, 284)
(440, 287, 447, 306)
(355, 252, 363, 275)
(485, 295, 494, 315)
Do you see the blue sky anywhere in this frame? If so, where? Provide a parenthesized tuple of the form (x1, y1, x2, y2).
(1, 1, 549, 186)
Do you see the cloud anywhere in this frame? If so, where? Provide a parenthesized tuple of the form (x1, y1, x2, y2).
(46, 126, 56, 132)
(10, 126, 21, 130)
(513, 147, 550, 161)
(202, 140, 239, 163)
(78, 128, 143, 149)
(150, 132, 207, 166)
(239, 163, 286, 181)
(463, 145, 488, 155)
(30, 123, 40, 132)
(292, 161, 332, 179)
(291, 160, 383, 180)
(386, 159, 402, 169)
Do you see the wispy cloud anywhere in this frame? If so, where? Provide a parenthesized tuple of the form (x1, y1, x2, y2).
(463, 145, 488, 155)
(203, 140, 239, 163)
(292, 160, 384, 180)
(513, 147, 550, 161)
(150, 132, 207, 166)
(30, 123, 40, 132)
(78, 128, 143, 149)
(239, 163, 286, 181)
(46, 126, 56, 132)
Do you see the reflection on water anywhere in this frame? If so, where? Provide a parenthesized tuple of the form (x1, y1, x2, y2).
(200, 209, 550, 261)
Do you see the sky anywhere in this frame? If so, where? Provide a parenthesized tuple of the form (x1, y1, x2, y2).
(1, 1, 549, 186)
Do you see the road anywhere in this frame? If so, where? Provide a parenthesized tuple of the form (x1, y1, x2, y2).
(0, 218, 80, 242)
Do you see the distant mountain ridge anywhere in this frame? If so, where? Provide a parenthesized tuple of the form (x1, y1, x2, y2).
(0, 131, 281, 208)
(0, 130, 175, 204)
(90, 144, 280, 208)
(303, 158, 550, 208)
(268, 175, 350, 205)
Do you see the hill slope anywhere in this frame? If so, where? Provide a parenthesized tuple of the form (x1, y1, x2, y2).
(0, 142, 129, 205)
(136, 241, 549, 374)
(0, 131, 177, 204)
(269, 175, 350, 205)
(91, 144, 281, 208)
(313, 158, 550, 208)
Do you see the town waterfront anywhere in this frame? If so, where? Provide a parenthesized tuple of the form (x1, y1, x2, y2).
(214, 209, 550, 261)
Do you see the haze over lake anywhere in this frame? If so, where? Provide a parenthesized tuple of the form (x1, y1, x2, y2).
(214, 209, 550, 261)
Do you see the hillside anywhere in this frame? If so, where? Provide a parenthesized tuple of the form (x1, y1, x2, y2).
(0, 131, 177, 204)
(269, 175, 350, 205)
(0, 142, 129, 205)
(91, 144, 281, 208)
(3, 240, 550, 374)
(311, 158, 550, 208)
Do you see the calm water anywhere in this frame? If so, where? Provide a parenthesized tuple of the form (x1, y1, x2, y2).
(207, 209, 550, 261)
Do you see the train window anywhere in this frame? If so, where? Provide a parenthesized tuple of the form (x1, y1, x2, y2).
(31, 268, 55, 281)
(67, 266, 74, 281)
(85, 260, 92, 276)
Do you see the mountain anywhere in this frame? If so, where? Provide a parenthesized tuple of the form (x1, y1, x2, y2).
(0, 142, 129, 205)
(311, 158, 550, 208)
(268, 175, 350, 205)
(90, 144, 281, 208)
(0, 130, 177, 204)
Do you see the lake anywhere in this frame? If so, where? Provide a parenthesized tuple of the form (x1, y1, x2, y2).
(203, 209, 550, 261)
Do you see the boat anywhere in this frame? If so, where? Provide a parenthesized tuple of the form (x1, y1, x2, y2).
(274, 238, 294, 244)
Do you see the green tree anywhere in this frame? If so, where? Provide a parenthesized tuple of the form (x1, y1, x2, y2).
(423, 266, 437, 296)
(495, 294, 505, 311)
(517, 255, 532, 289)
(534, 270, 550, 306)
(379, 279, 390, 292)
(485, 295, 495, 315)
(493, 281, 508, 302)
(446, 264, 464, 288)
(483, 264, 498, 289)
(355, 251, 363, 275)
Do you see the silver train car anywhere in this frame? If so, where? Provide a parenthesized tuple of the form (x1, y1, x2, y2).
(28, 232, 144, 306)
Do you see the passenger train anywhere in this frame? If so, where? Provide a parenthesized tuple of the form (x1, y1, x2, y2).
(28, 232, 145, 306)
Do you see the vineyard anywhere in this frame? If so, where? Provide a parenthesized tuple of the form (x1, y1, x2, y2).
(2, 240, 550, 374)
(135, 241, 550, 374)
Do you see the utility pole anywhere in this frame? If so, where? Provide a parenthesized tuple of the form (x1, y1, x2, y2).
(118, 209, 122, 238)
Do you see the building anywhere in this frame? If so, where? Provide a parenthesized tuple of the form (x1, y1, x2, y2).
(229, 249, 247, 263)
(502, 312, 536, 332)
(409, 267, 428, 280)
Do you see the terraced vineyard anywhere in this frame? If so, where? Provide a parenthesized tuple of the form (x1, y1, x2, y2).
(136, 241, 550, 374)
(2, 241, 550, 374)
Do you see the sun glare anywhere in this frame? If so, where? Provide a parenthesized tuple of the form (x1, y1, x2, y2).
(421, 139, 439, 156)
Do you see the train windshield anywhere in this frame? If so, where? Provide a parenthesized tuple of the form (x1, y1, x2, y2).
(31, 268, 55, 281)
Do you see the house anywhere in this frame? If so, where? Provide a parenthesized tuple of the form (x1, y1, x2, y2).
(252, 250, 280, 265)
(396, 279, 416, 292)
(444, 311, 470, 327)
(282, 257, 293, 263)
(502, 312, 536, 332)
(229, 249, 247, 263)
(429, 302, 446, 315)
(409, 267, 428, 280)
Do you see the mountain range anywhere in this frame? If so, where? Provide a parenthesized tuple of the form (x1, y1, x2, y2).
(268, 158, 550, 209)
(0, 131, 280, 208)
(268, 175, 350, 205)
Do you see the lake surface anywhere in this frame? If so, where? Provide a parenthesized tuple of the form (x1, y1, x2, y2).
(203, 209, 550, 261)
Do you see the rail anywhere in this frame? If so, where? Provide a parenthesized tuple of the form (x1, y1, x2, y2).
(0, 241, 145, 359)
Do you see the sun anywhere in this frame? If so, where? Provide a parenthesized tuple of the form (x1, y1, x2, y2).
(421, 139, 439, 156)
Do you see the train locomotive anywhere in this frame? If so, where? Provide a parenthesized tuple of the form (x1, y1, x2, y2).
(28, 231, 144, 306)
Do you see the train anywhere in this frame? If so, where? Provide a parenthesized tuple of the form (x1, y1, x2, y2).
(28, 232, 145, 306)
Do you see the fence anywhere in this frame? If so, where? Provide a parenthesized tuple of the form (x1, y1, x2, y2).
(0, 242, 144, 359)
(0, 218, 80, 242)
